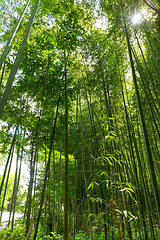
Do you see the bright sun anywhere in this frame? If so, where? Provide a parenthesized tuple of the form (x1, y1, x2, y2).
(132, 12, 143, 24)
(131, 9, 149, 25)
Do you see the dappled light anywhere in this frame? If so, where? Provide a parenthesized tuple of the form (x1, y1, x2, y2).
(0, 0, 160, 239)
(132, 12, 143, 24)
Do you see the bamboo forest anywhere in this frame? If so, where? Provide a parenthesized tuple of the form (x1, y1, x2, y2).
(0, 0, 160, 239)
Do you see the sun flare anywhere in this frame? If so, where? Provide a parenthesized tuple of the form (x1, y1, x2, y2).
(132, 12, 143, 24)
(132, 9, 148, 25)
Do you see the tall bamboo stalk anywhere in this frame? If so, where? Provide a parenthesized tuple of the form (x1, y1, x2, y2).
(0, 127, 17, 198)
(0, 0, 40, 118)
(0, 144, 14, 224)
(33, 97, 60, 240)
(64, 47, 69, 240)
(0, 0, 31, 71)
(8, 148, 19, 227)
(121, 6, 160, 221)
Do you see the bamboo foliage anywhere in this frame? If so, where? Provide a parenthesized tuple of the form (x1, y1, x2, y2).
(0, 0, 31, 71)
(121, 5, 160, 222)
(0, 0, 40, 118)
(0, 1, 159, 239)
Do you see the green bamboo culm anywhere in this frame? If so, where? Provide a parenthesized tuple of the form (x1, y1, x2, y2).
(133, 28, 160, 109)
(121, 84, 148, 240)
(121, 6, 160, 223)
(0, 0, 40, 118)
(131, 44, 160, 136)
(33, 98, 60, 240)
(0, 0, 31, 71)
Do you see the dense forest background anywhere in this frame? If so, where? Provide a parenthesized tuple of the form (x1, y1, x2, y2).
(0, 0, 160, 239)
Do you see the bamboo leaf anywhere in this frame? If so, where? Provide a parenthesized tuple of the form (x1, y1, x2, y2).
(88, 182, 94, 190)
(104, 157, 113, 166)
(126, 187, 135, 193)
